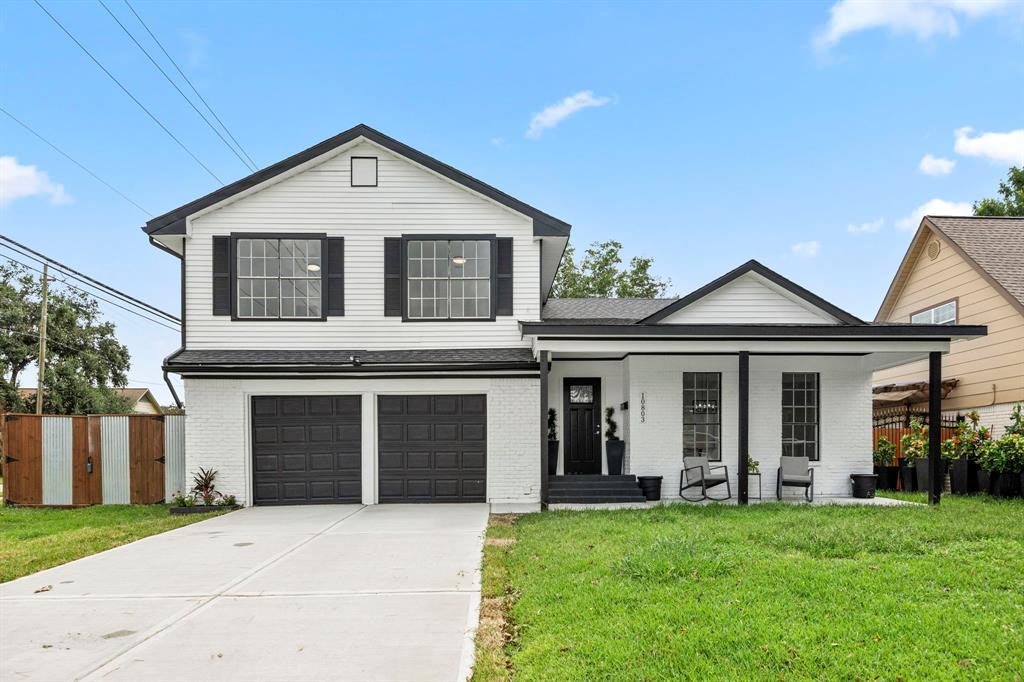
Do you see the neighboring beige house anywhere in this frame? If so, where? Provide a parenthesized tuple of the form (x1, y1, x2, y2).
(18, 387, 164, 414)
(874, 215, 1024, 430)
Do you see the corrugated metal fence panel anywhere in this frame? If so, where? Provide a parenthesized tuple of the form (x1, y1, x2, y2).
(41, 417, 73, 505)
(164, 415, 185, 502)
(101, 416, 130, 504)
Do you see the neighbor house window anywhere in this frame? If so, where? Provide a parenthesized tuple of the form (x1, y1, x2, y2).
(683, 372, 721, 461)
(406, 239, 491, 319)
(782, 372, 819, 460)
(236, 237, 322, 318)
(911, 300, 956, 325)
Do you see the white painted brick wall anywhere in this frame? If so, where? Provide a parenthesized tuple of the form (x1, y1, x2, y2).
(183, 378, 248, 503)
(487, 379, 540, 505)
(183, 376, 539, 507)
(626, 355, 872, 501)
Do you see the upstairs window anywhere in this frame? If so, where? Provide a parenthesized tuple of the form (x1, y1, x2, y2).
(236, 237, 323, 319)
(406, 239, 491, 320)
(910, 300, 956, 325)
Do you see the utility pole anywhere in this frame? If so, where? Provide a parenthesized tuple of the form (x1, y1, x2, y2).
(36, 264, 49, 415)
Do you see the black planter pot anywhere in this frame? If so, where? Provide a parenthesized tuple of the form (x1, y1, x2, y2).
(606, 440, 625, 475)
(874, 465, 899, 491)
(850, 474, 878, 499)
(547, 440, 559, 476)
(638, 476, 663, 501)
(915, 457, 931, 496)
(900, 464, 917, 492)
(993, 472, 1022, 498)
(949, 459, 978, 495)
(977, 469, 994, 495)
(169, 504, 238, 515)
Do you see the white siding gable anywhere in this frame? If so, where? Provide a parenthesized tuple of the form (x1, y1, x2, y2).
(657, 272, 840, 324)
(184, 140, 539, 350)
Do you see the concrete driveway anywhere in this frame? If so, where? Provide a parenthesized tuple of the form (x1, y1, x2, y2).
(0, 504, 488, 682)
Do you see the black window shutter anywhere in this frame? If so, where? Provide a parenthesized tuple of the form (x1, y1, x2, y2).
(384, 237, 402, 316)
(495, 238, 513, 316)
(212, 236, 231, 316)
(326, 237, 344, 316)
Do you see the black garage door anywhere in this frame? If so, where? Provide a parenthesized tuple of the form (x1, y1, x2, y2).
(377, 394, 486, 503)
(251, 395, 361, 505)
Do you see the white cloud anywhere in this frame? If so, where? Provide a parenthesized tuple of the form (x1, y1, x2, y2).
(954, 126, 1024, 164)
(895, 198, 972, 230)
(919, 154, 956, 176)
(814, 0, 1012, 51)
(0, 156, 71, 207)
(791, 241, 821, 258)
(847, 218, 884, 234)
(525, 90, 610, 139)
(490, 137, 505, 147)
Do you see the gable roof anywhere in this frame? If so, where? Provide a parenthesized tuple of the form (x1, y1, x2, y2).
(639, 259, 864, 325)
(18, 387, 161, 410)
(142, 124, 570, 238)
(541, 298, 677, 324)
(876, 216, 1024, 320)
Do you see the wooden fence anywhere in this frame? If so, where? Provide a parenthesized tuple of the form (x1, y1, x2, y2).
(1, 413, 184, 506)
(872, 425, 957, 465)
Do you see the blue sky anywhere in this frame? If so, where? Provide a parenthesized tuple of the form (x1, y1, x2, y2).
(2, 0, 1023, 403)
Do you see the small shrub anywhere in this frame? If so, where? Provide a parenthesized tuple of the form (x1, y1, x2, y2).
(191, 467, 222, 505)
(604, 406, 619, 441)
(216, 494, 237, 507)
(873, 436, 896, 466)
(901, 420, 928, 461)
(546, 408, 558, 441)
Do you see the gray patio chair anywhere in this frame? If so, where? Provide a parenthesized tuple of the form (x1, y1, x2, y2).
(777, 456, 814, 502)
(680, 456, 731, 502)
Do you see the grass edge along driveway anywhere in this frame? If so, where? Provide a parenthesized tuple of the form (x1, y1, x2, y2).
(473, 496, 1024, 681)
(0, 504, 226, 583)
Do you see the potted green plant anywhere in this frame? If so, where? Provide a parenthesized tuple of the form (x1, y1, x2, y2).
(1006, 403, 1024, 493)
(979, 433, 1023, 498)
(170, 467, 240, 515)
(747, 456, 760, 474)
(943, 411, 990, 494)
(547, 408, 559, 476)
(900, 420, 928, 492)
(873, 436, 899, 491)
(604, 406, 625, 475)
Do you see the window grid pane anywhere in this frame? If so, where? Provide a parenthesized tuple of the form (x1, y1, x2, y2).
(406, 239, 490, 320)
(682, 372, 721, 460)
(236, 238, 322, 319)
(781, 372, 820, 461)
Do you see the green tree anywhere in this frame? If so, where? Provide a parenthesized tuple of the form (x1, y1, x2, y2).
(551, 240, 671, 298)
(0, 262, 133, 414)
(973, 166, 1024, 216)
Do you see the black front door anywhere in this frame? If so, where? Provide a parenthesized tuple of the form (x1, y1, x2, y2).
(563, 378, 602, 474)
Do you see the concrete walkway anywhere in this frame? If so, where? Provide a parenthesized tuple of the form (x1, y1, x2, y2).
(0, 504, 488, 682)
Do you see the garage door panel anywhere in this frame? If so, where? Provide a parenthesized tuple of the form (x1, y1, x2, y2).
(252, 396, 361, 505)
(377, 394, 486, 503)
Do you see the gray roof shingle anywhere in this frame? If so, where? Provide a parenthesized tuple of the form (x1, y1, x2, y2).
(541, 298, 676, 324)
(927, 216, 1024, 307)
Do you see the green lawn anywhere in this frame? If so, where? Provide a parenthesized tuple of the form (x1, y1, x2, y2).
(474, 496, 1024, 681)
(0, 504, 226, 582)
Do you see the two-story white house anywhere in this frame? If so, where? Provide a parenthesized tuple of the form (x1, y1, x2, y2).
(145, 125, 985, 510)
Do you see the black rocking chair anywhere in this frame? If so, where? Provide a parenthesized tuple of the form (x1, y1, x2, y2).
(680, 456, 732, 502)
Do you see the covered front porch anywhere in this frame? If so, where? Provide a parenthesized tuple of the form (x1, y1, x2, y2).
(533, 334, 980, 506)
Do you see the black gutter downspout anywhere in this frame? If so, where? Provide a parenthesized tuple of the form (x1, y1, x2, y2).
(539, 350, 549, 506)
(163, 370, 183, 410)
(737, 351, 749, 505)
(928, 351, 942, 505)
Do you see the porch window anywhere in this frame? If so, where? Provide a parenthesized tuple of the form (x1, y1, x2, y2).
(406, 239, 491, 320)
(683, 372, 721, 461)
(782, 372, 819, 460)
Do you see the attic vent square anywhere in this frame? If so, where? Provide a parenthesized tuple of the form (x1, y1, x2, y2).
(351, 156, 378, 187)
(927, 240, 941, 260)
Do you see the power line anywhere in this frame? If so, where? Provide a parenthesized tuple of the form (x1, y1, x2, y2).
(123, 0, 258, 171)
(0, 236, 179, 323)
(97, 0, 257, 173)
(0, 252, 180, 333)
(0, 106, 153, 217)
(33, 0, 224, 185)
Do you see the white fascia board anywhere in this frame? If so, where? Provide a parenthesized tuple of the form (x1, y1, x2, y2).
(532, 339, 951, 355)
